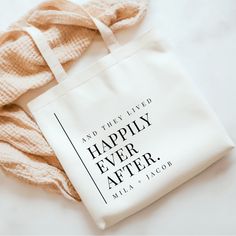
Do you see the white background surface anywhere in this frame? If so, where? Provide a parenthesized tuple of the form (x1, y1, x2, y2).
(0, 0, 236, 235)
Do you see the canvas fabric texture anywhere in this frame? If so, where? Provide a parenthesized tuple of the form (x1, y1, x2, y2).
(26, 24, 234, 228)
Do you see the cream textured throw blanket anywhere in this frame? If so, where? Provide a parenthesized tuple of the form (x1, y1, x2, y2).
(0, 0, 147, 201)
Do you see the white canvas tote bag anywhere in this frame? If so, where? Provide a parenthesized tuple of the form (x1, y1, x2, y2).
(25, 12, 234, 229)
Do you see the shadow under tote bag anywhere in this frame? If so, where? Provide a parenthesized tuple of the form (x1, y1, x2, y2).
(25, 12, 234, 229)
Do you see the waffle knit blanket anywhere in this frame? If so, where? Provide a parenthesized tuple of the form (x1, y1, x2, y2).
(0, 0, 148, 201)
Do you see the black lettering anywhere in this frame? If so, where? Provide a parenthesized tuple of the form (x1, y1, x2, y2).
(133, 157, 146, 172)
(143, 152, 156, 166)
(96, 159, 108, 174)
(140, 112, 151, 127)
(87, 143, 101, 159)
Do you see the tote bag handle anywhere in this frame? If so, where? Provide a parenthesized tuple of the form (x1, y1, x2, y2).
(23, 6, 120, 83)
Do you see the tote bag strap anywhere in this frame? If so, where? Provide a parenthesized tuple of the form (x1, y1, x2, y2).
(80, 6, 120, 53)
(23, 7, 119, 83)
(24, 26, 68, 83)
